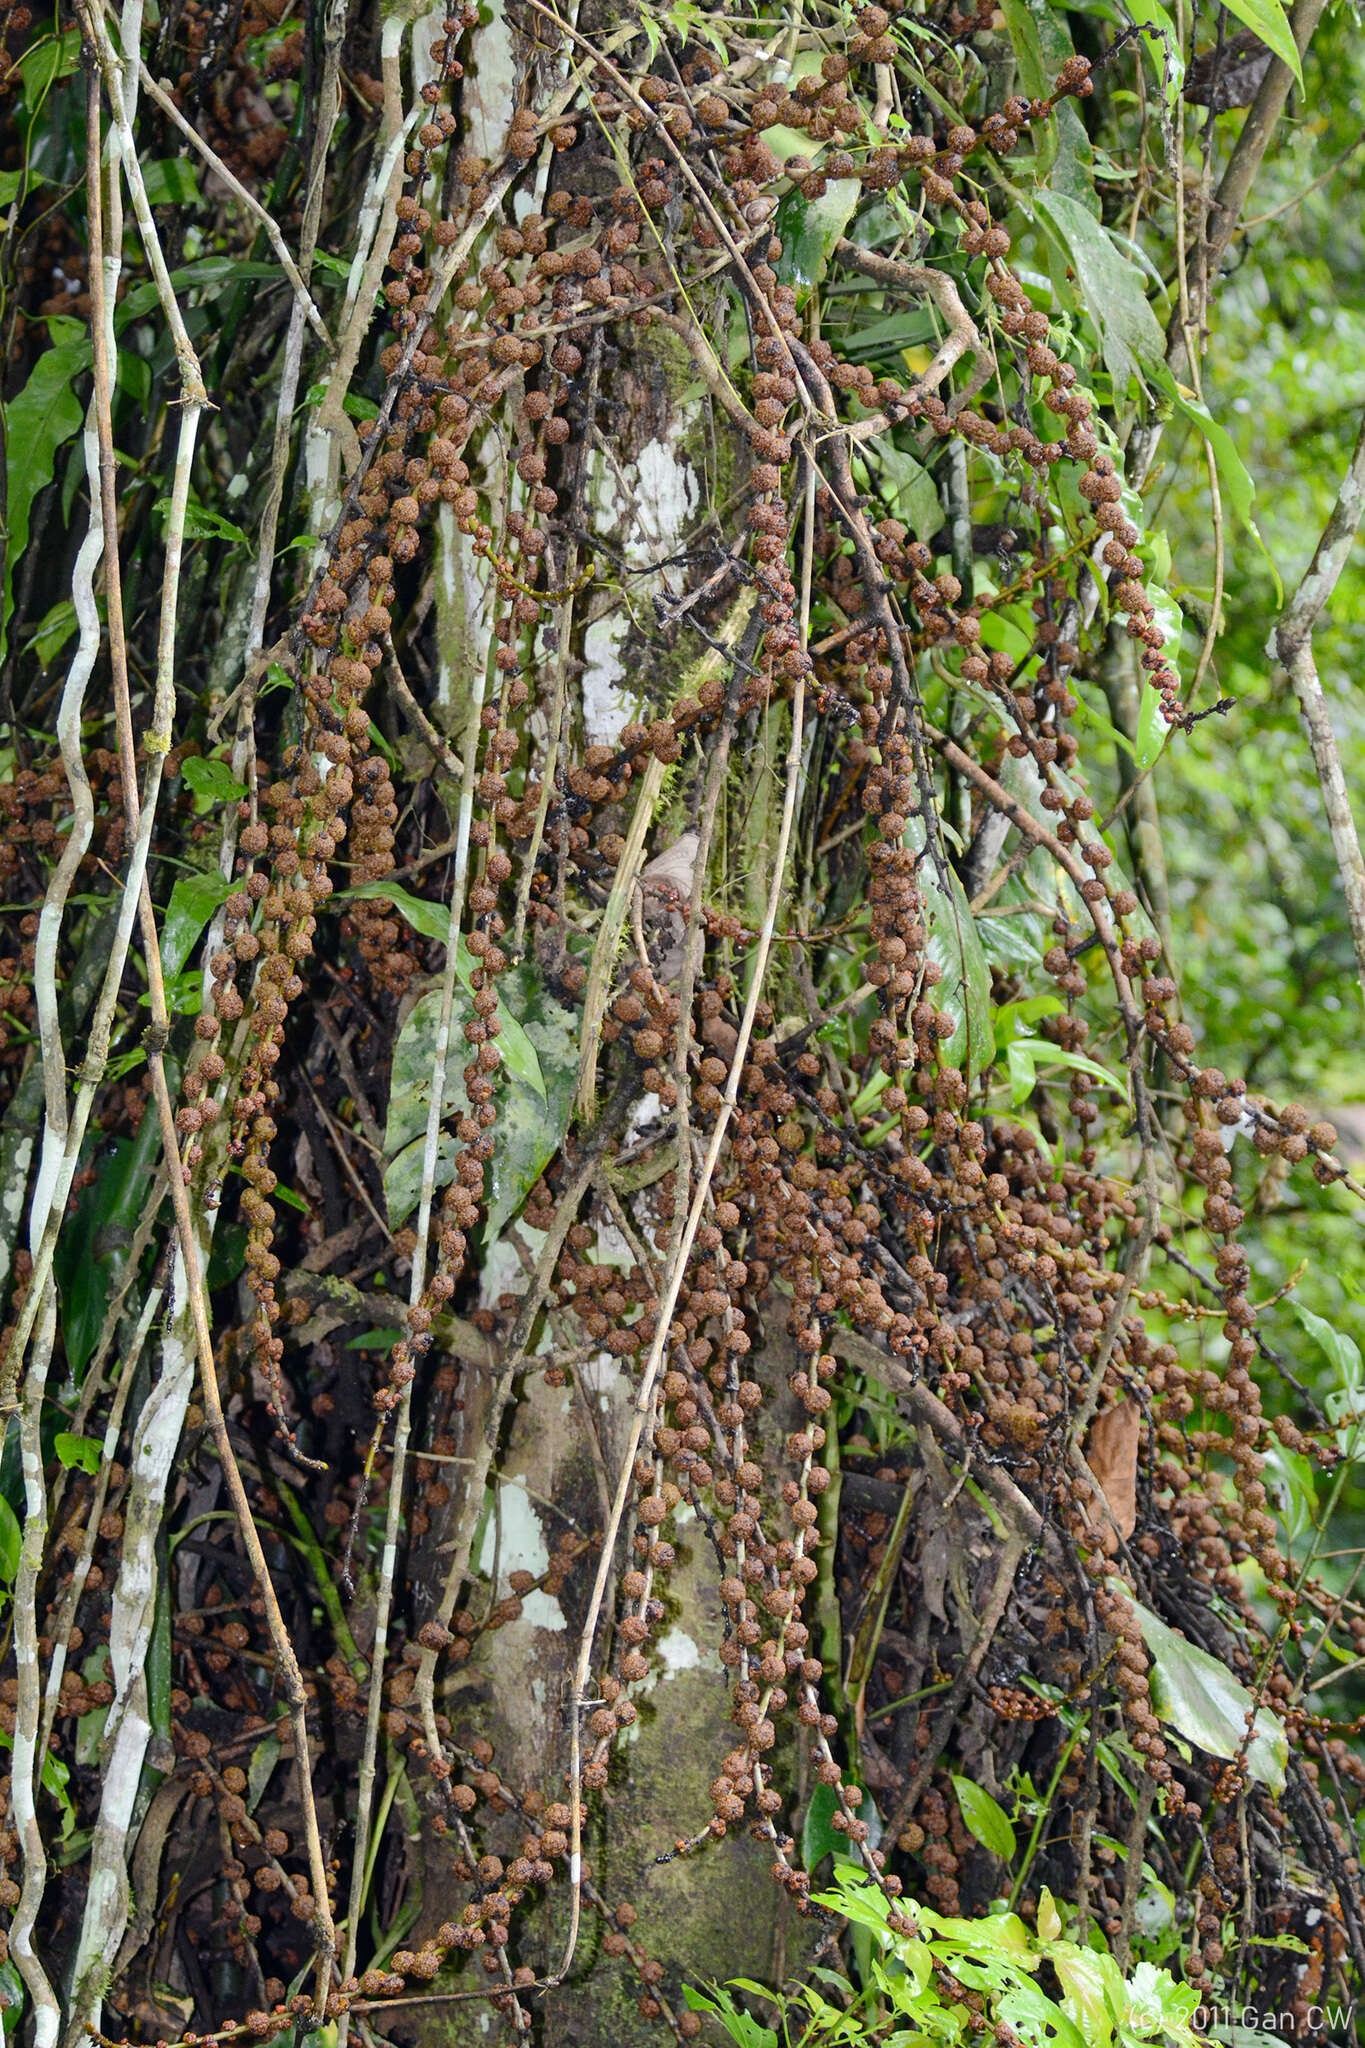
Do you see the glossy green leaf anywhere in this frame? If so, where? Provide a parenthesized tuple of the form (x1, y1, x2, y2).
(951, 1775, 1017, 1861)
(1264, 1440, 1319, 1540)
(346, 885, 545, 1100)
(997, 0, 1095, 204)
(1123, 1958, 1202, 2042)
(1131, 1598, 1287, 1792)
(2, 336, 89, 661)
(382, 1130, 455, 1233)
(1006, 1037, 1125, 1109)
(1124, 0, 1185, 108)
(0, 1499, 18, 1584)
(160, 870, 234, 981)
(775, 180, 860, 302)
(0, 1959, 23, 2038)
(873, 441, 942, 544)
(1049, 1945, 1119, 2048)
(206, 1222, 248, 1293)
(1219, 0, 1300, 83)
(53, 1128, 160, 1380)
(247, 1732, 280, 1813)
(24, 597, 79, 667)
(680, 1984, 777, 2048)
(342, 877, 453, 945)
(42, 1749, 76, 1841)
(1135, 681, 1169, 772)
(1286, 1299, 1363, 1394)
(802, 1781, 881, 1869)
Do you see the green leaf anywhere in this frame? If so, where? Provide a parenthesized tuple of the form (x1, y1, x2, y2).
(0, 1499, 19, 1583)
(995, 1980, 1088, 2048)
(340, 878, 453, 945)
(1123, 1959, 1202, 2044)
(142, 158, 204, 208)
(873, 441, 942, 544)
(342, 886, 546, 1100)
(0, 1957, 26, 2036)
(1123, 0, 1185, 108)
(775, 179, 862, 303)
(997, 0, 1096, 204)
(52, 1129, 160, 1380)
(951, 1775, 1017, 1861)
(1006, 1036, 1125, 1109)
(1218, 0, 1301, 83)
(1286, 1303, 1365, 1455)
(344, 1327, 406, 1350)
(155, 496, 250, 547)
(383, 1130, 455, 1234)
(802, 1781, 880, 1868)
(681, 1984, 778, 2048)
(206, 1222, 248, 1293)
(482, 999, 581, 1236)
(1130, 1598, 1287, 1792)
(1285, 1300, 1363, 1394)
(54, 1433, 101, 1476)
(116, 347, 152, 410)
(1048, 1945, 1120, 2048)
(382, 961, 576, 1231)
(1134, 680, 1169, 773)
(181, 755, 249, 805)
(905, 818, 994, 1080)
(160, 870, 234, 981)
(1158, 377, 1282, 603)
(2, 337, 90, 661)
(1034, 193, 1165, 392)
(16, 28, 81, 102)
(23, 597, 79, 668)
(41, 1749, 76, 1841)
(116, 258, 284, 328)
(1264, 1441, 1319, 1541)
(247, 1731, 281, 1812)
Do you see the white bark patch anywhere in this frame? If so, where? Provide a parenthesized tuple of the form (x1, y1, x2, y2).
(581, 403, 700, 743)
(477, 1480, 566, 1632)
(655, 1628, 705, 1675)
(632, 435, 699, 565)
(582, 612, 632, 747)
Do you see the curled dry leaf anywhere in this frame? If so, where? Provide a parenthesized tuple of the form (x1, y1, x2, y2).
(1085, 1398, 1140, 1547)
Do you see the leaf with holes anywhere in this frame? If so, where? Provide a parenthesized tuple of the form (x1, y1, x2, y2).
(54, 1433, 101, 1476)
